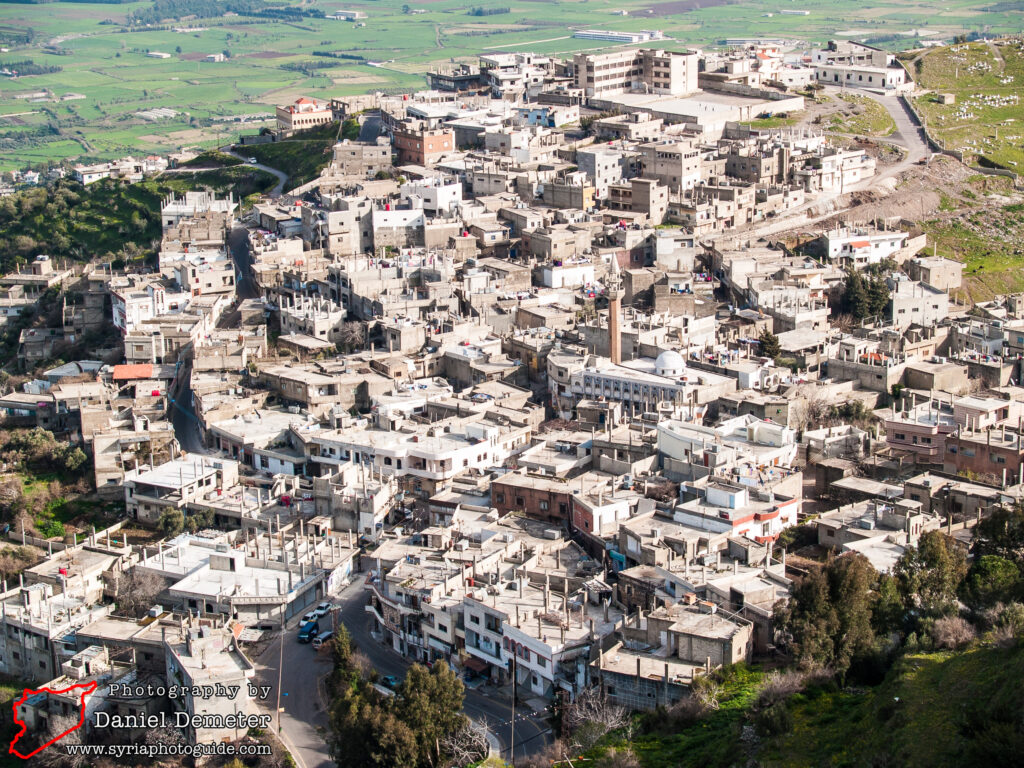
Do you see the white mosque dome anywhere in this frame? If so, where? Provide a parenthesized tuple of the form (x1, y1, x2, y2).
(654, 350, 686, 377)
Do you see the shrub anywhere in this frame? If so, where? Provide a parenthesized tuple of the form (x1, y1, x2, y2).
(930, 616, 977, 649)
(37, 518, 65, 539)
(755, 669, 807, 710)
(754, 701, 793, 736)
(595, 747, 642, 768)
(517, 739, 568, 768)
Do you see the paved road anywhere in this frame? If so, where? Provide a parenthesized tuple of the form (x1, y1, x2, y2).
(733, 88, 931, 242)
(170, 367, 205, 453)
(357, 113, 383, 143)
(253, 576, 552, 768)
(230, 225, 259, 300)
(222, 148, 289, 197)
(846, 88, 930, 171)
(170, 225, 256, 451)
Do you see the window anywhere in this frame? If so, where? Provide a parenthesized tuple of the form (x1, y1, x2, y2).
(539, 501, 549, 511)
(469, 615, 480, 625)
(496, 493, 505, 504)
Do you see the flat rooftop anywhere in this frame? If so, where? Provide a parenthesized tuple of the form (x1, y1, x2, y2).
(595, 89, 803, 124)
(127, 454, 226, 489)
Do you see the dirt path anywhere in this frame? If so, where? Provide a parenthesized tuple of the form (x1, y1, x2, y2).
(984, 39, 1006, 72)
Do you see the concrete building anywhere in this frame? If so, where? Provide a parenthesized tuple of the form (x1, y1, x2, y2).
(888, 277, 949, 329)
(276, 97, 334, 133)
(123, 454, 240, 524)
(393, 124, 455, 166)
(330, 137, 392, 177)
(573, 48, 698, 98)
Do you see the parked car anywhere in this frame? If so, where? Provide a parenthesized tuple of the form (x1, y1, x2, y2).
(247, 156, 258, 164)
(313, 602, 332, 618)
(380, 675, 400, 689)
(301, 611, 317, 624)
(312, 630, 335, 650)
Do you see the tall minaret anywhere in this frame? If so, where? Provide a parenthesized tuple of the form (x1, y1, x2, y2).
(607, 256, 622, 365)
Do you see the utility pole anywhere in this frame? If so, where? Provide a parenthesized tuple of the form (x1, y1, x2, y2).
(509, 653, 517, 766)
(276, 601, 285, 733)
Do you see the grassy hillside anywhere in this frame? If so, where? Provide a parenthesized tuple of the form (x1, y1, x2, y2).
(911, 39, 1024, 170)
(240, 122, 339, 189)
(593, 643, 1024, 768)
(0, 166, 275, 273)
(762, 644, 1024, 767)
(914, 172, 1024, 302)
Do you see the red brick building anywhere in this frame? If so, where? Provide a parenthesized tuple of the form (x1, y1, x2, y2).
(944, 428, 1024, 484)
(491, 473, 572, 525)
(392, 126, 454, 166)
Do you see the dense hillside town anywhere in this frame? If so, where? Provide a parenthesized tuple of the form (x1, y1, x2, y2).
(1, 34, 1023, 768)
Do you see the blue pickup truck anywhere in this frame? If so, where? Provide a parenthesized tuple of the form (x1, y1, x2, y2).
(297, 619, 320, 643)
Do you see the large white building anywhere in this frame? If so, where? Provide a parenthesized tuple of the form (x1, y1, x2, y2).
(573, 48, 698, 98)
(823, 226, 910, 269)
(547, 351, 736, 421)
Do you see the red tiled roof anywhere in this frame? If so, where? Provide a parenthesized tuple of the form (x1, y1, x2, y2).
(850, 240, 871, 249)
(112, 363, 154, 381)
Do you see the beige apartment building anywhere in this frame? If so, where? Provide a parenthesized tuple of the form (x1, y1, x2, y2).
(276, 97, 334, 134)
(573, 48, 699, 98)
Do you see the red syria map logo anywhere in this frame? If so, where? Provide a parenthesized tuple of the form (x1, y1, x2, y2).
(8, 680, 97, 759)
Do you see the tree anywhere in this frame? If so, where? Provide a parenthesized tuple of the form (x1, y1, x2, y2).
(336, 321, 365, 353)
(329, 688, 419, 768)
(402, 3, 411, 12)
(774, 553, 876, 677)
(961, 554, 1022, 609)
(341, 117, 360, 141)
(112, 568, 166, 617)
(866, 275, 890, 318)
(894, 530, 967, 616)
(758, 327, 781, 358)
(37, 715, 87, 768)
(563, 686, 629, 751)
(394, 663, 467, 768)
(973, 505, 1024, 567)
(841, 269, 869, 319)
(439, 720, 490, 767)
(872, 571, 906, 635)
(62, 445, 87, 472)
(158, 508, 185, 537)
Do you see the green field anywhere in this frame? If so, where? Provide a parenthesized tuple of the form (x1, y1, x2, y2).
(0, 0, 1020, 171)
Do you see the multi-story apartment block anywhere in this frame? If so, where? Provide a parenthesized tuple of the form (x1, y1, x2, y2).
(573, 48, 698, 98)
(392, 124, 455, 165)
